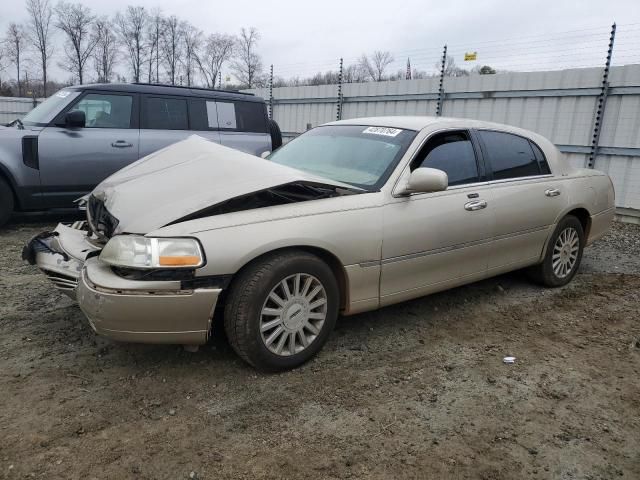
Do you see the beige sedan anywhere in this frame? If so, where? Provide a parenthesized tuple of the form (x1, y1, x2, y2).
(24, 117, 615, 370)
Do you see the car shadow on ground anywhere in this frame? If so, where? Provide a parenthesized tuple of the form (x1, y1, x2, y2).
(64, 269, 538, 374)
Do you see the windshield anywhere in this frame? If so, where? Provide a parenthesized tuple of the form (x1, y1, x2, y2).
(268, 125, 417, 190)
(22, 89, 80, 126)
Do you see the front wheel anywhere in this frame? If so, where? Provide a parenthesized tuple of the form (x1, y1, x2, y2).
(0, 177, 14, 228)
(528, 215, 585, 287)
(224, 250, 339, 371)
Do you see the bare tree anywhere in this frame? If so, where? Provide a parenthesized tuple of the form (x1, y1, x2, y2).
(181, 22, 201, 87)
(343, 63, 368, 83)
(114, 6, 147, 83)
(436, 55, 468, 77)
(4, 23, 26, 96)
(358, 51, 394, 82)
(26, 0, 54, 96)
(92, 17, 118, 83)
(54, 1, 98, 84)
(196, 33, 235, 88)
(230, 27, 262, 88)
(160, 15, 182, 85)
(145, 9, 162, 83)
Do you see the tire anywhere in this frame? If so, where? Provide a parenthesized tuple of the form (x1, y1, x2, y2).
(268, 119, 283, 150)
(224, 250, 339, 371)
(0, 177, 14, 228)
(528, 215, 585, 287)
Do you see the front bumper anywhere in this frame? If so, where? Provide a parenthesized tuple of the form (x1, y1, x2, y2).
(25, 223, 221, 345)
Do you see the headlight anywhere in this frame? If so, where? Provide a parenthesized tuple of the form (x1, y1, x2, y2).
(99, 236, 205, 269)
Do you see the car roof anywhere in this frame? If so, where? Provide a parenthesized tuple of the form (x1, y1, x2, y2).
(65, 82, 264, 103)
(327, 115, 535, 133)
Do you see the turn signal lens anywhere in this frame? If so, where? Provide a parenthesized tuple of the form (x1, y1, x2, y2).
(100, 236, 204, 269)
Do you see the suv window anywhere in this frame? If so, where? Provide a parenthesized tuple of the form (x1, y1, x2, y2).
(73, 93, 133, 129)
(412, 131, 479, 186)
(188, 99, 219, 130)
(479, 131, 541, 180)
(143, 97, 188, 130)
(217, 101, 268, 133)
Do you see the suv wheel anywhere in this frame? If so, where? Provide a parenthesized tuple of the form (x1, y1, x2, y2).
(528, 215, 585, 287)
(0, 177, 14, 228)
(224, 250, 339, 371)
(268, 119, 283, 150)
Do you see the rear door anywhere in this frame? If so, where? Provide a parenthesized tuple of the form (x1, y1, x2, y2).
(216, 99, 271, 155)
(476, 130, 568, 272)
(37, 91, 139, 207)
(139, 95, 193, 157)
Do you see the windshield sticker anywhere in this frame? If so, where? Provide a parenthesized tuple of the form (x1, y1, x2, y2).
(363, 126, 402, 137)
(55, 91, 71, 98)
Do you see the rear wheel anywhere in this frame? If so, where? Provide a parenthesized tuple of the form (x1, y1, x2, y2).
(268, 119, 283, 150)
(0, 177, 14, 228)
(224, 250, 339, 371)
(528, 215, 584, 287)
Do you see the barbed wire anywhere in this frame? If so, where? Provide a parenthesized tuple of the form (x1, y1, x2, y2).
(267, 23, 639, 84)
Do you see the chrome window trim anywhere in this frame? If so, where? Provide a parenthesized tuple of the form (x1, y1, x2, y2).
(389, 127, 485, 198)
(487, 174, 555, 186)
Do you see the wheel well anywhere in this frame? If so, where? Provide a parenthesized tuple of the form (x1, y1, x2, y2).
(0, 171, 18, 210)
(228, 246, 349, 311)
(566, 208, 591, 238)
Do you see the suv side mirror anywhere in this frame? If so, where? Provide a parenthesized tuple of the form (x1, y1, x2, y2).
(64, 110, 85, 128)
(398, 167, 448, 195)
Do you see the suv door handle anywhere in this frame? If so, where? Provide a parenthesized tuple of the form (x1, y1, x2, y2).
(464, 200, 488, 211)
(545, 188, 561, 197)
(111, 140, 133, 148)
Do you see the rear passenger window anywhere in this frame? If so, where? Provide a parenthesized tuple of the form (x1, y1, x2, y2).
(143, 97, 188, 130)
(479, 131, 541, 180)
(217, 101, 268, 133)
(188, 99, 219, 130)
(530, 141, 551, 175)
(412, 131, 479, 186)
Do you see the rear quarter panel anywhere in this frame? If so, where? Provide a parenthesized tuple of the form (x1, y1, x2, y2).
(555, 169, 615, 244)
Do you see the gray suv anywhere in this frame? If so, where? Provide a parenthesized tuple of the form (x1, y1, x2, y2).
(0, 83, 280, 227)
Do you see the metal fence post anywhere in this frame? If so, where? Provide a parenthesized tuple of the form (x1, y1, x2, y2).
(588, 23, 616, 169)
(268, 64, 274, 120)
(436, 45, 447, 116)
(336, 58, 344, 121)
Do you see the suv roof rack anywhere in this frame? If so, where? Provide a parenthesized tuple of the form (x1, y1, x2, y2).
(131, 82, 254, 96)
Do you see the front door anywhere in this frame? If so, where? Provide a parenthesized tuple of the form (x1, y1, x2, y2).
(38, 91, 139, 208)
(380, 130, 494, 306)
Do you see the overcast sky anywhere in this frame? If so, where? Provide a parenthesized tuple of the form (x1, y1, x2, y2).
(1, 0, 639, 83)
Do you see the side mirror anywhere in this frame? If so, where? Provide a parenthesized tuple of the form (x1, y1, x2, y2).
(65, 110, 85, 128)
(398, 167, 448, 195)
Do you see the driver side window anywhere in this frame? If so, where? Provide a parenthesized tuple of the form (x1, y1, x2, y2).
(73, 93, 133, 129)
(412, 130, 480, 186)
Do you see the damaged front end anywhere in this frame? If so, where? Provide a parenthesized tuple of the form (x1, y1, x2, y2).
(22, 221, 101, 299)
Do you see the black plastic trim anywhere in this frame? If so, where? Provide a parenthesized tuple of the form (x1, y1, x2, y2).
(22, 136, 39, 170)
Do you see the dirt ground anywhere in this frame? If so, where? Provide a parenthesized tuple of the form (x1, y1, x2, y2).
(1, 218, 639, 480)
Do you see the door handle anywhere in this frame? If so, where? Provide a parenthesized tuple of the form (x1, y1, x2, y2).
(545, 188, 561, 197)
(464, 200, 487, 211)
(111, 140, 133, 148)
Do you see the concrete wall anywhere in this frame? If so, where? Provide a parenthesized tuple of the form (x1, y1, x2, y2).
(248, 64, 640, 212)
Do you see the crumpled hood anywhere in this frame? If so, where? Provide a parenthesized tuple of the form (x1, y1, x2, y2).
(93, 135, 354, 234)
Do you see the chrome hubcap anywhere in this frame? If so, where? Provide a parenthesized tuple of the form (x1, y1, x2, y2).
(260, 273, 327, 356)
(552, 227, 579, 278)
